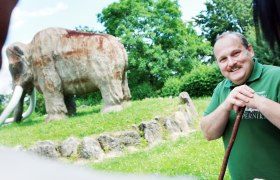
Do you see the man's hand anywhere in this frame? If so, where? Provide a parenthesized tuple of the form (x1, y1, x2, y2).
(222, 85, 255, 112)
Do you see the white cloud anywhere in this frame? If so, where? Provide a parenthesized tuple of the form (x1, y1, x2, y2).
(11, 2, 68, 29)
(29, 2, 68, 17)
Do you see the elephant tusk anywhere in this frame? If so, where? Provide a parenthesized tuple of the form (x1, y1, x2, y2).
(22, 88, 36, 120)
(0, 86, 23, 125)
(4, 88, 36, 124)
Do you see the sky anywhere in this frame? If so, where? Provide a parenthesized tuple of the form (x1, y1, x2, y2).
(0, 0, 206, 94)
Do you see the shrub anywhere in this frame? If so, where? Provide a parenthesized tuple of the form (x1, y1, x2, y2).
(160, 77, 182, 97)
(35, 91, 103, 115)
(130, 82, 156, 100)
(35, 92, 46, 115)
(76, 91, 102, 107)
(180, 64, 223, 97)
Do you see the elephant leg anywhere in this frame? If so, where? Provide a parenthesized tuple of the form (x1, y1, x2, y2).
(44, 91, 68, 122)
(121, 72, 131, 102)
(64, 95, 76, 116)
(39, 69, 68, 122)
(99, 80, 123, 113)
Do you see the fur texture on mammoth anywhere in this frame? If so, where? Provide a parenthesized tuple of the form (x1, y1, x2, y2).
(0, 27, 131, 125)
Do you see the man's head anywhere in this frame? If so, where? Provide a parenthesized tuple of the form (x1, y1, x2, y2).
(214, 32, 255, 85)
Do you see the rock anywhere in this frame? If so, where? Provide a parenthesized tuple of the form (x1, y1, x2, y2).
(174, 111, 190, 132)
(114, 131, 141, 146)
(139, 120, 162, 146)
(60, 137, 80, 157)
(179, 91, 198, 117)
(97, 134, 122, 152)
(29, 140, 59, 159)
(164, 118, 181, 134)
(80, 137, 104, 160)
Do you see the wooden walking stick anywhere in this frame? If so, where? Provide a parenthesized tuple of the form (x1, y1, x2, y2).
(218, 106, 246, 180)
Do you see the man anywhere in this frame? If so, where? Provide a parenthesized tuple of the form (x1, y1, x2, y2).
(200, 31, 280, 179)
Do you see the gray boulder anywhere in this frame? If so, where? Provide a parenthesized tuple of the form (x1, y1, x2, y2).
(29, 140, 59, 159)
(60, 137, 80, 157)
(98, 134, 122, 152)
(139, 120, 162, 146)
(80, 137, 104, 160)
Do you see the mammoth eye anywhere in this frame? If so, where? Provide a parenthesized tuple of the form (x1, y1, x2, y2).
(14, 46, 24, 56)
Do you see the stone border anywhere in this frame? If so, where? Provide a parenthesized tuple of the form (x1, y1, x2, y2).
(19, 92, 198, 162)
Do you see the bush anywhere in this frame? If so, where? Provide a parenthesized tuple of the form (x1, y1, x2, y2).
(35, 91, 103, 115)
(180, 64, 224, 97)
(130, 82, 156, 100)
(160, 77, 182, 97)
(76, 91, 102, 107)
(35, 92, 46, 115)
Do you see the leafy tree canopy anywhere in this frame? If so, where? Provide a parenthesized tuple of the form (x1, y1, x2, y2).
(97, 0, 211, 88)
(246, 26, 280, 66)
(194, 0, 253, 46)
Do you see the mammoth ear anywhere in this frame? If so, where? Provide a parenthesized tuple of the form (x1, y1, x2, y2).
(6, 42, 26, 58)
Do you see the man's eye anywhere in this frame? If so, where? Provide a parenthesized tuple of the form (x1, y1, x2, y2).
(233, 52, 241, 56)
(219, 58, 226, 62)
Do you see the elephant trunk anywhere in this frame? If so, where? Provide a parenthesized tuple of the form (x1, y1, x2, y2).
(3, 88, 36, 124)
(0, 86, 23, 125)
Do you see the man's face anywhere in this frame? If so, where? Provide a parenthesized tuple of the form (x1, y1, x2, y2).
(214, 35, 255, 85)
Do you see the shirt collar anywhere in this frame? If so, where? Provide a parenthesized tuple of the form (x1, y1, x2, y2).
(224, 58, 263, 88)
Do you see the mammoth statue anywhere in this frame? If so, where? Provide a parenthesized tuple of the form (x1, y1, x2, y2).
(0, 27, 131, 125)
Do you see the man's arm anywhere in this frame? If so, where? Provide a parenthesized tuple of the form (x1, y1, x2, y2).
(200, 85, 254, 141)
(200, 102, 231, 140)
(248, 94, 280, 129)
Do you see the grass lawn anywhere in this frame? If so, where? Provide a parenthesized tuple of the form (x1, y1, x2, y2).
(90, 131, 230, 180)
(0, 98, 179, 147)
(0, 96, 230, 179)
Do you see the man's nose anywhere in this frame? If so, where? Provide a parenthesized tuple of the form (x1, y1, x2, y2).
(227, 57, 237, 67)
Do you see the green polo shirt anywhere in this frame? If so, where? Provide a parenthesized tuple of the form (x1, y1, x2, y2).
(205, 59, 280, 180)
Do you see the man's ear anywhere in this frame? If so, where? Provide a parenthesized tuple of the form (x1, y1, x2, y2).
(247, 44, 254, 58)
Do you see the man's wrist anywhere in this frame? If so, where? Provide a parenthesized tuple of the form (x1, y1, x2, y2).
(220, 101, 231, 112)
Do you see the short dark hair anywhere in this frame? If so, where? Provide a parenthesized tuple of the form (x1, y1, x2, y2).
(215, 31, 249, 48)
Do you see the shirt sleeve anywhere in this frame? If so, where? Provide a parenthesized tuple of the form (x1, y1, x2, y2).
(204, 85, 221, 116)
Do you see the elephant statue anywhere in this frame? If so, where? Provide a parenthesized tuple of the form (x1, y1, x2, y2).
(0, 27, 131, 125)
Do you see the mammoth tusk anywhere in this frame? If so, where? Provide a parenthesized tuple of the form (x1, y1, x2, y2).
(0, 86, 23, 125)
(4, 88, 36, 124)
(22, 88, 36, 120)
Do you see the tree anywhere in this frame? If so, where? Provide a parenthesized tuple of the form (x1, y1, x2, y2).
(0, 95, 5, 106)
(194, 0, 253, 46)
(246, 27, 280, 66)
(97, 0, 211, 88)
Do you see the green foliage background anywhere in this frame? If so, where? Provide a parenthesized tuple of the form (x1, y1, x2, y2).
(97, 0, 212, 89)
(2, 1, 277, 179)
(11, 0, 277, 117)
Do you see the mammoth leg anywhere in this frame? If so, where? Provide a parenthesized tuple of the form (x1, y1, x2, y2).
(64, 95, 76, 116)
(121, 72, 131, 109)
(99, 80, 123, 113)
(121, 72, 131, 102)
(38, 68, 68, 122)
